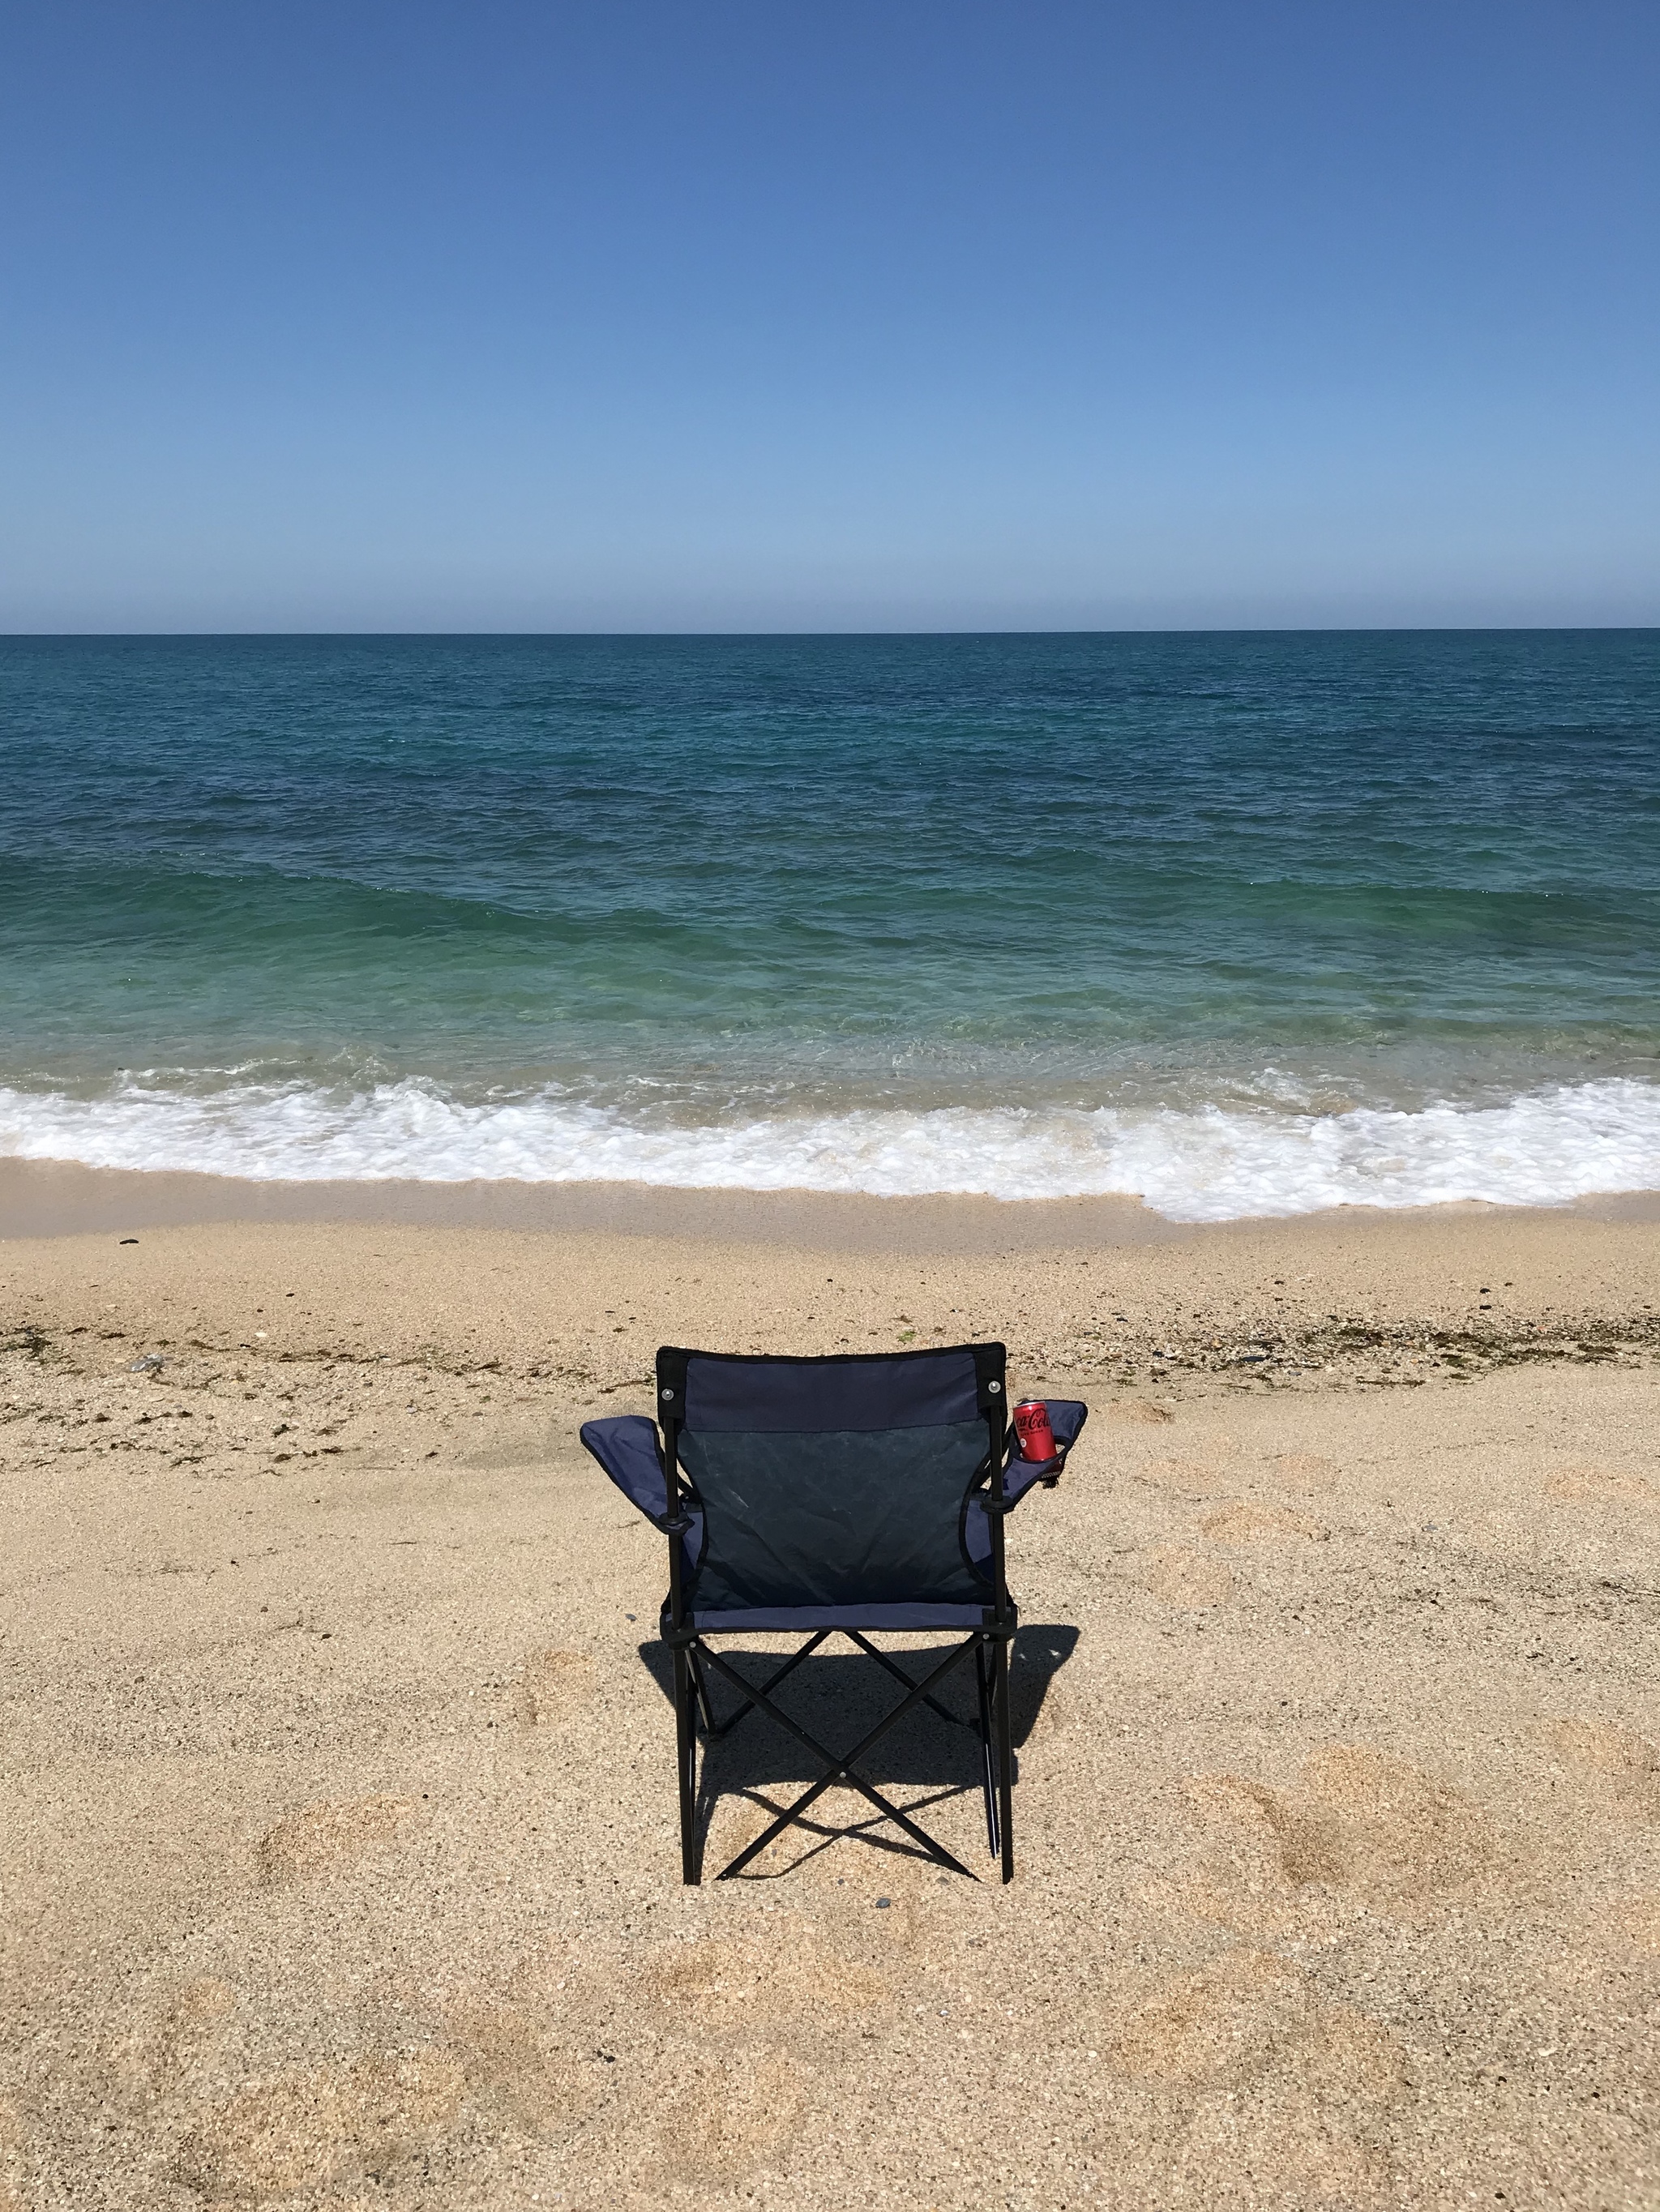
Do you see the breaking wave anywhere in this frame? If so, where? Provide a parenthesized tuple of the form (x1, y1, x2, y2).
(2, 1074, 1659, 1223)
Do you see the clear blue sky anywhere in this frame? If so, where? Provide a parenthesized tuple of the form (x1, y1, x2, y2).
(3, 1, 1657, 631)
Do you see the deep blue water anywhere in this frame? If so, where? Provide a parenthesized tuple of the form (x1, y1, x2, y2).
(1, 631, 1657, 1216)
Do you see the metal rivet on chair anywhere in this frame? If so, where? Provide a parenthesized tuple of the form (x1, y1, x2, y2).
(661, 1388, 674, 1400)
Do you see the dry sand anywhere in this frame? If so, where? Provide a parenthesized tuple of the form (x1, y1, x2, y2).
(1, 1174, 1657, 2210)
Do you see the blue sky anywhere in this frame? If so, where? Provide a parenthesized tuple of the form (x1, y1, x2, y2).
(2, 1, 1657, 631)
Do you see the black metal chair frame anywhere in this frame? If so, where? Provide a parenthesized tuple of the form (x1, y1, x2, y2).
(671, 1598, 1016, 1885)
(655, 1354, 1033, 1886)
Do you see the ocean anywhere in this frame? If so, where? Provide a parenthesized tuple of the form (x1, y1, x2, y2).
(2, 631, 1657, 1222)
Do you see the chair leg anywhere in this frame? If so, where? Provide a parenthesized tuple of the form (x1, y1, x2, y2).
(991, 1633, 1015, 1885)
(673, 1644, 700, 1884)
(849, 1630, 970, 1731)
(698, 1631, 828, 1740)
(975, 1639, 999, 1860)
(688, 1646, 718, 1737)
(700, 1635, 982, 1881)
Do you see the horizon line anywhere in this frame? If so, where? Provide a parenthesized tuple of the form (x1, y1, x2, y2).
(3, 622, 1658, 643)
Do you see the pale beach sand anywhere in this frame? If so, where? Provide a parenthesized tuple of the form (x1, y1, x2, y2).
(2, 1171, 1657, 2209)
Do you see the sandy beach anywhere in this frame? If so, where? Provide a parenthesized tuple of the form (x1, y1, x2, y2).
(11, 2, 1660, 2201)
(2, 1173, 1657, 2210)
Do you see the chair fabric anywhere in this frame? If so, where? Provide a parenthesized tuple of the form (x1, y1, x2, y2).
(583, 1387, 1087, 1619)
(678, 1417, 990, 1611)
(671, 1345, 992, 1432)
(681, 1599, 994, 1633)
(581, 1390, 1083, 1581)
(580, 1412, 669, 1522)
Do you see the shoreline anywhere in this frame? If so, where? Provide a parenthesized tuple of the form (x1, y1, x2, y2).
(3, 1151, 1659, 1251)
(3, 1174, 1655, 1404)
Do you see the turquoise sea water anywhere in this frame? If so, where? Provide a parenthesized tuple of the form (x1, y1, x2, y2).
(2, 631, 1657, 1218)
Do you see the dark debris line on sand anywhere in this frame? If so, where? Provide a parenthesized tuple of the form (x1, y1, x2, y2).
(4, 1305, 1659, 1410)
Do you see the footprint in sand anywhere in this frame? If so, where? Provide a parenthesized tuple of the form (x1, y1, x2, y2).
(644, 2052, 807, 2181)
(1110, 1399, 1175, 1427)
(117, 1976, 237, 2101)
(1141, 1545, 1234, 1607)
(1623, 1898, 1660, 1955)
(1137, 1458, 1234, 1498)
(514, 1646, 596, 1726)
(1199, 1502, 1330, 1544)
(1266, 1452, 1343, 1492)
(255, 1795, 413, 1886)
(1545, 1464, 1660, 1508)
(1108, 1945, 1402, 2094)
(1103, 1945, 1405, 2197)
(444, 1995, 600, 2133)
(172, 2049, 465, 2198)
(644, 1928, 889, 2030)
(1542, 1718, 1660, 1821)
(1171, 1744, 1495, 1927)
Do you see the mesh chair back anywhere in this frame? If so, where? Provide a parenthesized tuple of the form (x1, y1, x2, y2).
(658, 1342, 1006, 1614)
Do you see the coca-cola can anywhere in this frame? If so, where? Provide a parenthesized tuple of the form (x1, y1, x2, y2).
(1012, 1398, 1056, 1462)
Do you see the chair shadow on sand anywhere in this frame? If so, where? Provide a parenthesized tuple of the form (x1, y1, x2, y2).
(636, 1622, 1080, 1880)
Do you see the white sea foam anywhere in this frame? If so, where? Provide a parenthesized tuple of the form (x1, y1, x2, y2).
(2, 1075, 1659, 1222)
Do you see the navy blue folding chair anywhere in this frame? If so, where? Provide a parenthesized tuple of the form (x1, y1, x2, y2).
(581, 1342, 1085, 1883)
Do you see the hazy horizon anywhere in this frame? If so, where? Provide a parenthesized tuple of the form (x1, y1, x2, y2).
(6, 623, 1660, 640)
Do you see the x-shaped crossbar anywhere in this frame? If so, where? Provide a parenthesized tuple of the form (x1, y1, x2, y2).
(689, 1632, 989, 1881)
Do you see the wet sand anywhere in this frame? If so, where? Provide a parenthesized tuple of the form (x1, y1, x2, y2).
(1, 1193, 1657, 2209)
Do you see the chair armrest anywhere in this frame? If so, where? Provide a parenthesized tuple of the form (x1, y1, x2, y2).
(1044, 1398, 1088, 1451)
(1002, 1398, 1089, 1504)
(580, 1414, 673, 1526)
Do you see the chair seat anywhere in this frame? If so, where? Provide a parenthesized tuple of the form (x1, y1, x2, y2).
(679, 1598, 1016, 1635)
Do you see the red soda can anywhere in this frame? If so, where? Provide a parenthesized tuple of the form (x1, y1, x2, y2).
(1012, 1398, 1056, 1462)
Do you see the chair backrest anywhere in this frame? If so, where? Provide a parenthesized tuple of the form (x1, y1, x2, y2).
(657, 1342, 1007, 1613)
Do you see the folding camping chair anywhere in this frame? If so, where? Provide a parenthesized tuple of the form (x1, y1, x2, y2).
(580, 1341, 1085, 1884)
